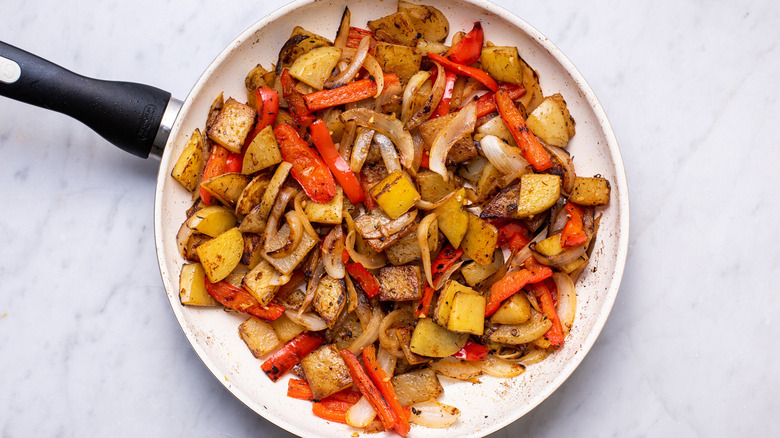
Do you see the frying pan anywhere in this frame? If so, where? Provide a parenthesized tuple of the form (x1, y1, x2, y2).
(0, 0, 629, 436)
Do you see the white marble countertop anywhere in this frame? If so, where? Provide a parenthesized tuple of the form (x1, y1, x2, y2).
(1, 0, 778, 436)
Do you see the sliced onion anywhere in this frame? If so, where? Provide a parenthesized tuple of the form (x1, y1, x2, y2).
(415, 188, 457, 210)
(375, 132, 402, 174)
(267, 211, 304, 258)
(432, 260, 464, 291)
(333, 7, 351, 49)
(418, 212, 438, 287)
(480, 134, 530, 175)
(471, 354, 527, 378)
(348, 306, 382, 355)
(346, 396, 377, 428)
(284, 309, 328, 332)
(321, 225, 345, 279)
(362, 209, 417, 239)
(377, 346, 397, 377)
(409, 401, 461, 428)
(345, 230, 387, 269)
(263, 187, 297, 253)
(363, 54, 385, 98)
(553, 272, 576, 334)
(548, 199, 568, 236)
(342, 108, 415, 170)
(429, 357, 482, 383)
(176, 222, 194, 257)
(299, 259, 324, 315)
(344, 274, 358, 313)
(293, 192, 320, 241)
(374, 80, 404, 113)
(519, 346, 550, 366)
(268, 271, 291, 287)
(325, 36, 369, 89)
(401, 71, 431, 123)
(404, 61, 446, 130)
(339, 120, 357, 162)
(411, 131, 425, 176)
(531, 242, 587, 267)
(545, 144, 576, 194)
(379, 309, 414, 358)
(429, 98, 477, 181)
(349, 127, 375, 172)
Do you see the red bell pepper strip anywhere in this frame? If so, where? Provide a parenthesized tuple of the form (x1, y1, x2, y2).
(309, 119, 366, 204)
(498, 221, 531, 252)
(431, 71, 457, 119)
(287, 378, 315, 401)
(453, 339, 489, 361)
(312, 389, 363, 424)
(261, 332, 325, 382)
(362, 345, 410, 436)
(280, 69, 313, 122)
(475, 83, 526, 118)
(416, 245, 464, 317)
(342, 249, 350, 264)
(495, 87, 552, 171)
(427, 52, 498, 92)
(224, 151, 243, 173)
(204, 280, 285, 321)
(273, 123, 336, 203)
(304, 74, 400, 111)
(346, 27, 375, 52)
(339, 349, 398, 433)
(416, 284, 436, 318)
(446, 22, 484, 65)
(359, 171, 378, 210)
(420, 149, 430, 169)
(199, 145, 229, 204)
(561, 201, 588, 248)
(485, 263, 553, 316)
(528, 281, 565, 346)
(244, 86, 280, 147)
(346, 263, 380, 298)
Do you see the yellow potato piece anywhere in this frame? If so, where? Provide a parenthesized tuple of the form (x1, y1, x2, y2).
(200, 173, 251, 208)
(288, 46, 342, 90)
(370, 170, 421, 219)
(185, 205, 237, 238)
(447, 292, 486, 336)
(171, 129, 205, 192)
(461, 214, 498, 265)
(410, 318, 468, 358)
(434, 188, 468, 248)
(207, 97, 256, 154)
(179, 263, 219, 306)
(242, 125, 282, 174)
(480, 46, 524, 86)
(526, 95, 574, 148)
(196, 227, 244, 283)
(516, 173, 561, 218)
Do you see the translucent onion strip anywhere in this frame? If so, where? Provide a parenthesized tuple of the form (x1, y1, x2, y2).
(429, 98, 477, 181)
(294, 192, 319, 241)
(480, 134, 530, 175)
(471, 354, 527, 378)
(350, 127, 375, 172)
(299, 259, 324, 315)
(409, 401, 461, 428)
(379, 309, 414, 358)
(345, 230, 386, 269)
(429, 357, 482, 383)
(375, 132, 402, 174)
(342, 108, 415, 170)
(321, 225, 345, 279)
(363, 54, 385, 98)
(432, 260, 463, 290)
(418, 212, 438, 287)
(553, 272, 577, 334)
(545, 144, 576, 194)
(263, 187, 297, 253)
(401, 71, 431, 123)
(267, 210, 304, 258)
(404, 61, 446, 131)
(376, 346, 397, 377)
(346, 396, 377, 428)
(284, 309, 328, 332)
(333, 7, 351, 49)
(325, 36, 369, 89)
(348, 306, 382, 355)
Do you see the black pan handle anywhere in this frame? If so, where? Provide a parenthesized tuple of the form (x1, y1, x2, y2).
(0, 41, 179, 159)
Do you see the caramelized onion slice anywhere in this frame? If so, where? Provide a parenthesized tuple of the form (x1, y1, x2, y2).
(342, 108, 415, 170)
(429, 99, 477, 181)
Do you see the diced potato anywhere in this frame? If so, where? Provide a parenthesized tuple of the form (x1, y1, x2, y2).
(263, 222, 318, 274)
(245, 64, 270, 93)
(480, 46, 524, 85)
(179, 263, 220, 306)
(526, 94, 575, 148)
(516, 173, 561, 218)
(476, 163, 502, 200)
(241, 259, 279, 306)
(207, 97, 256, 153)
(243, 125, 282, 174)
(476, 116, 516, 147)
(391, 368, 443, 406)
(255, 161, 294, 221)
(461, 250, 504, 287)
(386, 221, 438, 266)
(398, 1, 449, 42)
(461, 214, 498, 265)
(200, 173, 251, 208)
(305, 186, 343, 224)
(490, 293, 532, 325)
(570, 176, 611, 206)
(378, 265, 422, 301)
(434, 188, 468, 248)
(489, 311, 552, 345)
(235, 174, 269, 216)
(313, 276, 346, 328)
(480, 182, 521, 220)
(276, 27, 332, 74)
(370, 170, 421, 219)
(185, 205, 237, 238)
(223, 265, 248, 288)
(330, 312, 364, 351)
(368, 11, 419, 47)
(240, 233, 264, 269)
(535, 233, 563, 256)
(447, 292, 486, 335)
(238, 206, 266, 234)
(457, 155, 489, 184)
(517, 57, 545, 113)
(374, 42, 423, 86)
(417, 170, 457, 203)
(410, 318, 469, 358)
(238, 317, 280, 358)
(558, 254, 589, 275)
(434, 280, 478, 327)
(289, 46, 342, 90)
(270, 313, 306, 344)
(196, 227, 244, 283)
(300, 344, 353, 400)
(171, 129, 206, 192)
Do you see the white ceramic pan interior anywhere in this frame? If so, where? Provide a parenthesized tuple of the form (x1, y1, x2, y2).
(154, 0, 629, 436)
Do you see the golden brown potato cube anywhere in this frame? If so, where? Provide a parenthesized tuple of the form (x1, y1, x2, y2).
(276, 27, 332, 73)
(235, 174, 270, 216)
(370, 170, 421, 219)
(241, 259, 279, 306)
(200, 173, 251, 208)
(378, 265, 422, 301)
(461, 214, 499, 265)
(490, 293, 532, 325)
(238, 317, 281, 358)
(207, 97, 256, 154)
(516, 173, 561, 218)
(313, 276, 346, 328)
(409, 318, 468, 358)
(300, 344, 353, 400)
(240, 233, 264, 269)
(570, 177, 611, 206)
(243, 125, 282, 174)
(480, 183, 521, 220)
(270, 313, 306, 344)
(535, 233, 564, 256)
(461, 250, 504, 288)
(526, 94, 576, 148)
(185, 205, 237, 238)
(305, 187, 343, 225)
(196, 227, 244, 283)
(447, 292, 486, 335)
(476, 163, 502, 200)
(179, 263, 220, 306)
(289, 46, 342, 90)
(330, 312, 365, 352)
(418, 113, 477, 164)
(480, 46, 524, 85)
(374, 42, 423, 85)
(386, 221, 438, 266)
(368, 11, 419, 47)
(397, 1, 449, 43)
(446, 136, 478, 164)
(417, 170, 457, 203)
(171, 129, 206, 192)
(434, 280, 478, 327)
(391, 367, 444, 406)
